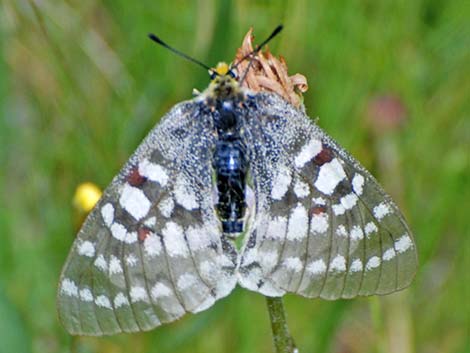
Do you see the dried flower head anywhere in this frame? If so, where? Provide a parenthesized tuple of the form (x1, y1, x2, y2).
(234, 28, 308, 108)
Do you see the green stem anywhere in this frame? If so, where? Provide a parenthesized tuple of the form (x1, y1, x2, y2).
(266, 296, 298, 353)
(70, 336, 78, 353)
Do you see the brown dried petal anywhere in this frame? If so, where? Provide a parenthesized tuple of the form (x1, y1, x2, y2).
(290, 74, 308, 93)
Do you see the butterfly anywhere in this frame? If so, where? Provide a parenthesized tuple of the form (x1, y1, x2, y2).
(57, 26, 417, 335)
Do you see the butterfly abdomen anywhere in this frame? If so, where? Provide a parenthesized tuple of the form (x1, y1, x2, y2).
(213, 100, 248, 234)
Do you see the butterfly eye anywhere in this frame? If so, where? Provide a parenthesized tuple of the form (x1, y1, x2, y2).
(210, 72, 217, 80)
(228, 70, 237, 79)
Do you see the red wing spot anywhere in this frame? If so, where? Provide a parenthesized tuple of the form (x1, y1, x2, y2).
(313, 146, 334, 166)
(310, 205, 327, 216)
(138, 226, 152, 242)
(127, 166, 147, 187)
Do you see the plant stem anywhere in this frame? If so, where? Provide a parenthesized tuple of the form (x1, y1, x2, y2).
(266, 296, 298, 353)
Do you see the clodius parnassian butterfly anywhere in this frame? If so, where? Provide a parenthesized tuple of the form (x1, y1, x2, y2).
(58, 26, 417, 335)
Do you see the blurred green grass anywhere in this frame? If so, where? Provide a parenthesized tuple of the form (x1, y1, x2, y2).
(0, 1, 469, 352)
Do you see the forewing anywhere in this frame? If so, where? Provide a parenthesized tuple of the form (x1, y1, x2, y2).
(238, 93, 417, 299)
(58, 101, 237, 335)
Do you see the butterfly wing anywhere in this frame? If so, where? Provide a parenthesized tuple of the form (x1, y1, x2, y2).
(58, 101, 237, 335)
(239, 93, 417, 299)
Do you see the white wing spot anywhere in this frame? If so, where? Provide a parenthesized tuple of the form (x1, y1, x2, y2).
(125, 231, 137, 244)
(126, 254, 138, 267)
(79, 288, 93, 302)
(162, 222, 188, 257)
(114, 293, 130, 308)
(365, 222, 378, 236)
(352, 174, 365, 195)
(314, 158, 346, 195)
(332, 203, 345, 215)
(151, 283, 172, 299)
(293, 179, 310, 198)
(340, 193, 358, 210)
(312, 197, 326, 205)
(383, 248, 396, 261)
(310, 213, 329, 234)
(177, 273, 197, 291)
(366, 256, 381, 270)
(395, 235, 413, 253)
(144, 216, 157, 227)
(77, 241, 95, 257)
(138, 159, 169, 186)
(110, 223, 137, 244)
(110, 223, 127, 242)
(271, 165, 292, 200)
(109, 255, 123, 275)
(159, 197, 175, 218)
(130, 286, 148, 303)
(283, 257, 303, 272)
(94, 254, 107, 271)
(61, 278, 78, 297)
(174, 176, 199, 210)
(101, 203, 114, 227)
(373, 202, 391, 220)
(267, 216, 288, 240)
(287, 204, 308, 240)
(350, 225, 364, 241)
(350, 259, 363, 272)
(307, 259, 327, 275)
(295, 139, 322, 168)
(95, 295, 112, 309)
(258, 250, 279, 271)
(144, 233, 162, 257)
(330, 255, 346, 272)
(336, 225, 347, 237)
(119, 183, 151, 220)
(333, 193, 359, 215)
(186, 225, 214, 251)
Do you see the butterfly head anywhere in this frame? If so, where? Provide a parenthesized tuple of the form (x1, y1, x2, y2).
(206, 62, 242, 100)
(148, 26, 284, 101)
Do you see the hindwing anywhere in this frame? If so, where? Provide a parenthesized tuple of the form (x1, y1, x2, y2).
(238, 93, 417, 299)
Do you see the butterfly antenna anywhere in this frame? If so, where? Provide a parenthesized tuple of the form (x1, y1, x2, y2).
(148, 33, 216, 74)
(232, 24, 283, 70)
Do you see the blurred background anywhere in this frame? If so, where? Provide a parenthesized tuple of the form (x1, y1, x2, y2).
(0, 1, 468, 352)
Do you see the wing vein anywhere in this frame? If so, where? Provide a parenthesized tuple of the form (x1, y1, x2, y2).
(121, 241, 144, 332)
(136, 241, 161, 324)
(319, 197, 334, 297)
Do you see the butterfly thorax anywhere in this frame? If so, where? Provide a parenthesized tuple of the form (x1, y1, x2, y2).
(205, 63, 249, 236)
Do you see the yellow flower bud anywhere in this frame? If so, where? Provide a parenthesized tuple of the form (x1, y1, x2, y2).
(73, 182, 102, 213)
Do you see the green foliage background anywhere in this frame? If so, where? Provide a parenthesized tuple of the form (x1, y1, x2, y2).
(0, 1, 468, 352)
